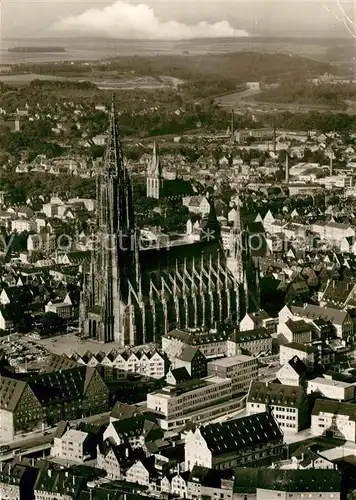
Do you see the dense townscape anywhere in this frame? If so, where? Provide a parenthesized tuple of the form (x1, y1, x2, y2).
(4, 33, 356, 500)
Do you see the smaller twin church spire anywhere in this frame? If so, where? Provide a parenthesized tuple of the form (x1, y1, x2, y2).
(147, 141, 162, 199)
(148, 141, 162, 177)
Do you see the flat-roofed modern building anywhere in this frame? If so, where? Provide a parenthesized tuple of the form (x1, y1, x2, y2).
(207, 355, 258, 395)
(307, 376, 355, 401)
(147, 376, 245, 431)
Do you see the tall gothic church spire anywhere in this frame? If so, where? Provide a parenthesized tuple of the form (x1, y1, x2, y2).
(80, 97, 138, 345)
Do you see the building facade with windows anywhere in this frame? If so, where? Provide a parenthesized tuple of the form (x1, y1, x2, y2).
(146, 376, 245, 431)
(311, 399, 356, 442)
(226, 328, 272, 357)
(307, 377, 355, 401)
(247, 382, 308, 434)
(207, 355, 258, 395)
(185, 412, 283, 471)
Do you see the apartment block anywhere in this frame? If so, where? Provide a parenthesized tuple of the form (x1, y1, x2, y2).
(185, 412, 283, 471)
(247, 382, 309, 434)
(307, 377, 355, 401)
(147, 376, 244, 431)
(311, 399, 356, 442)
(207, 355, 258, 395)
(226, 327, 272, 357)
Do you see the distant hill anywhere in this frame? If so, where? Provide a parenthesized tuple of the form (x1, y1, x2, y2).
(99, 52, 337, 85)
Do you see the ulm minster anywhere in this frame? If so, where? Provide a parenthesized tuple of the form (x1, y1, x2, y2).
(80, 99, 258, 346)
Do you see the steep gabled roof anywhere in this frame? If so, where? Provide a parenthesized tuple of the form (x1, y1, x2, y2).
(42, 353, 79, 373)
(229, 327, 271, 343)
(312, 399, 356, 421)
(247, 382, 307, 408)
(0, 377, 28, 412)
(200, 412, 282, 456)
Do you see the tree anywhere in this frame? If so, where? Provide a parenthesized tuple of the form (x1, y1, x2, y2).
(14, 314, 33, 333)
(38, 312, 65, 335)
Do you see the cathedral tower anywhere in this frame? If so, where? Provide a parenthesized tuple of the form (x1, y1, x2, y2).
(80, 98, 139, 346)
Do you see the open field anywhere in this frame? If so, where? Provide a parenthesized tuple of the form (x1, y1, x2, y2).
(0, 73, 183, 91)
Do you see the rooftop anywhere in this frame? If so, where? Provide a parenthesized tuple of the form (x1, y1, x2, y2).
(208, 354, 255, 368)
(248, 381, 306, 408)
(312, 399, 356, 421)
(200, 411, 282, 456)
(156, 375, 229, 398)
(309, 376, 355, 389)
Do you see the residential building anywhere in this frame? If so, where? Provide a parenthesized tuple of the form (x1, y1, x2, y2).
(34, 469, 85, 500)
(207, 355, 258, 395)
(276, 356, 307, 387)
(0, 307, 13, 332)
(183, 196, 211, 216)
(185, 412, 284, 471)
(311, 220, 355, 243)
(52, 429, 96, 463)
(280, 342, 318, 368)
(280, 444, 335, 470)
(27, 233, 56, 253)
(125, 457, 157, 488)
(45, 296, 74, 319)
(281, 304, 353, 341)
(226, 328, 272, 357)
(162, 329, 228, 360)
(277, 319, 312, 344)
(173, 346, 207, 380)
(187, 467, 234, 500)
(247, 382, 309, 434)
(170, 472, 190, 497)
(96, 441, 134, 480)
(311, 399, 356, 441)
(166, 367, 191, 385)
(0, 366, 109, 442)
(240, 310, 276, 334)
(11, 219, 37, 233)
(103, 414, 163, 448)
(0, 463, 38, 500)
(307, 376, 355, 401)
(70, 348, 169, 380)
(232, 468, 341, 500)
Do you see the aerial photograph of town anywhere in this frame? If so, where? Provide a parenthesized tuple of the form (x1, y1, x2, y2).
(3, 0, 356, 498)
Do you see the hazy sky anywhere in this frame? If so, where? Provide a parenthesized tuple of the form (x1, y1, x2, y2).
(2, 0, 355, 39)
